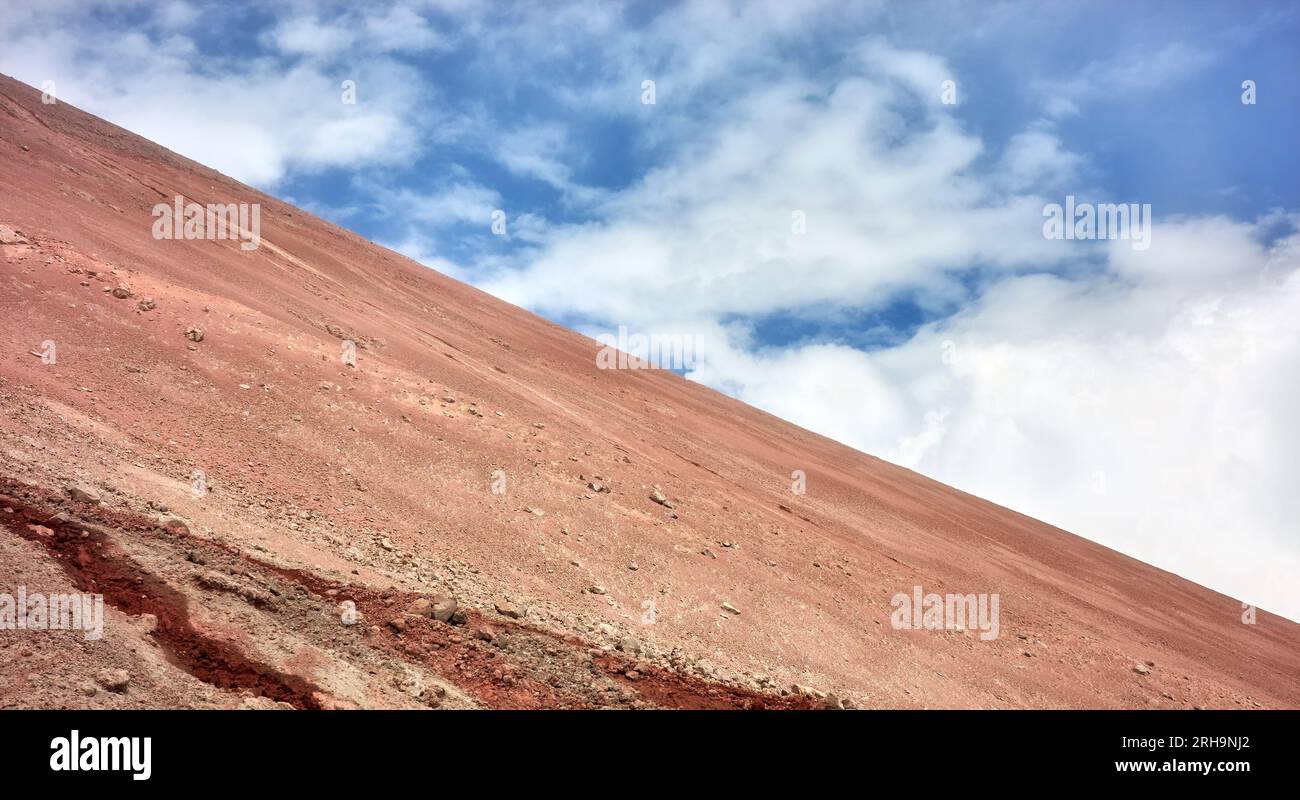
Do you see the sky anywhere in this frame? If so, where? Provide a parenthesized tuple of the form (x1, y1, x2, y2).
(2, 0, 1298, 622)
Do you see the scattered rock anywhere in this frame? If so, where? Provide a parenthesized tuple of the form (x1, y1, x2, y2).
(650, 486, 676, 509)
(94, 669, 131, 693)
(65, 482, 101, 504)
(430, 595, 458, 622)
(195, 571, 274, 606)
(721, 602, 741, 616)
(405, 598, 434, 617)
(137, 298, 156, 311)
(494, 601, 525, 619)
(184, 326, 205, 342)
(617, 637, 642, 654)
(159, 516, 189, 535)
(588, 585, 607, 595)
(111, 286, 131, 299)
(1134, 663, 1152, 675)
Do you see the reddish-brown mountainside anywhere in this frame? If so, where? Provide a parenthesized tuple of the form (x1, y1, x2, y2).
(1, 74, 1295, 709)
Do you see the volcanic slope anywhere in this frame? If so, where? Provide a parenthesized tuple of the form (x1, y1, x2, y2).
(1, 74, 1296, 709)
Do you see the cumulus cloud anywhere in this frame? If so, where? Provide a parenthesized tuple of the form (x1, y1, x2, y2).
(686, 218, 1300, 620)
(265, 4, 451, 57)
(0, 3, 436, 187)
(471, 28, 1300, 620)
(483, 56, 1076, 325)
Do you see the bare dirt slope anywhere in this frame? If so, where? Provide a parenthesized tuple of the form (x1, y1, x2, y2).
(1, 74, 1295, 709)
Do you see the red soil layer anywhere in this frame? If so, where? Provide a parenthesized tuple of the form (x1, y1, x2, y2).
(0, 484, 324, 708)
(2, 476, 812, 709)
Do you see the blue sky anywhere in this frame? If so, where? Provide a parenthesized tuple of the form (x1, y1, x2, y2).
(3, 0, 1299, 621)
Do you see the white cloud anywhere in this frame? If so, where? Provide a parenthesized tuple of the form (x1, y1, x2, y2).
(267, 15, 356, 57)
(680, 218, 1300, 621)
(472, 38, 1300, 621)
(997, 124, 1085, 192)
(265, 5, 450, 57)
(1038, 41, 1219, 117)
(0, 28, 432, 187)
(482, 48, 1067, 325)
(390, 182, 502, 227)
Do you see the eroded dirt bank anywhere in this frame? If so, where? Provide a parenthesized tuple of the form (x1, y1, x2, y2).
(1, 476, 817, 709)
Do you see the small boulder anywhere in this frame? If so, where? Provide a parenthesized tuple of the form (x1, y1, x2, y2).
(650, 487, 676, 509)
(405, 598, 434, 617)
(66, 482, 101, 504)
(494, 601, 524, 619)
(94, 668, 131, 693)
(430, 595, 458, 622)
(159, 516, 189, 535)
(617, 637, 642, 655)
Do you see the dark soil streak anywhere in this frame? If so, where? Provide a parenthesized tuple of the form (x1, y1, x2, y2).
(0, 484, 325, 709)
(0, 475, 815, 710)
